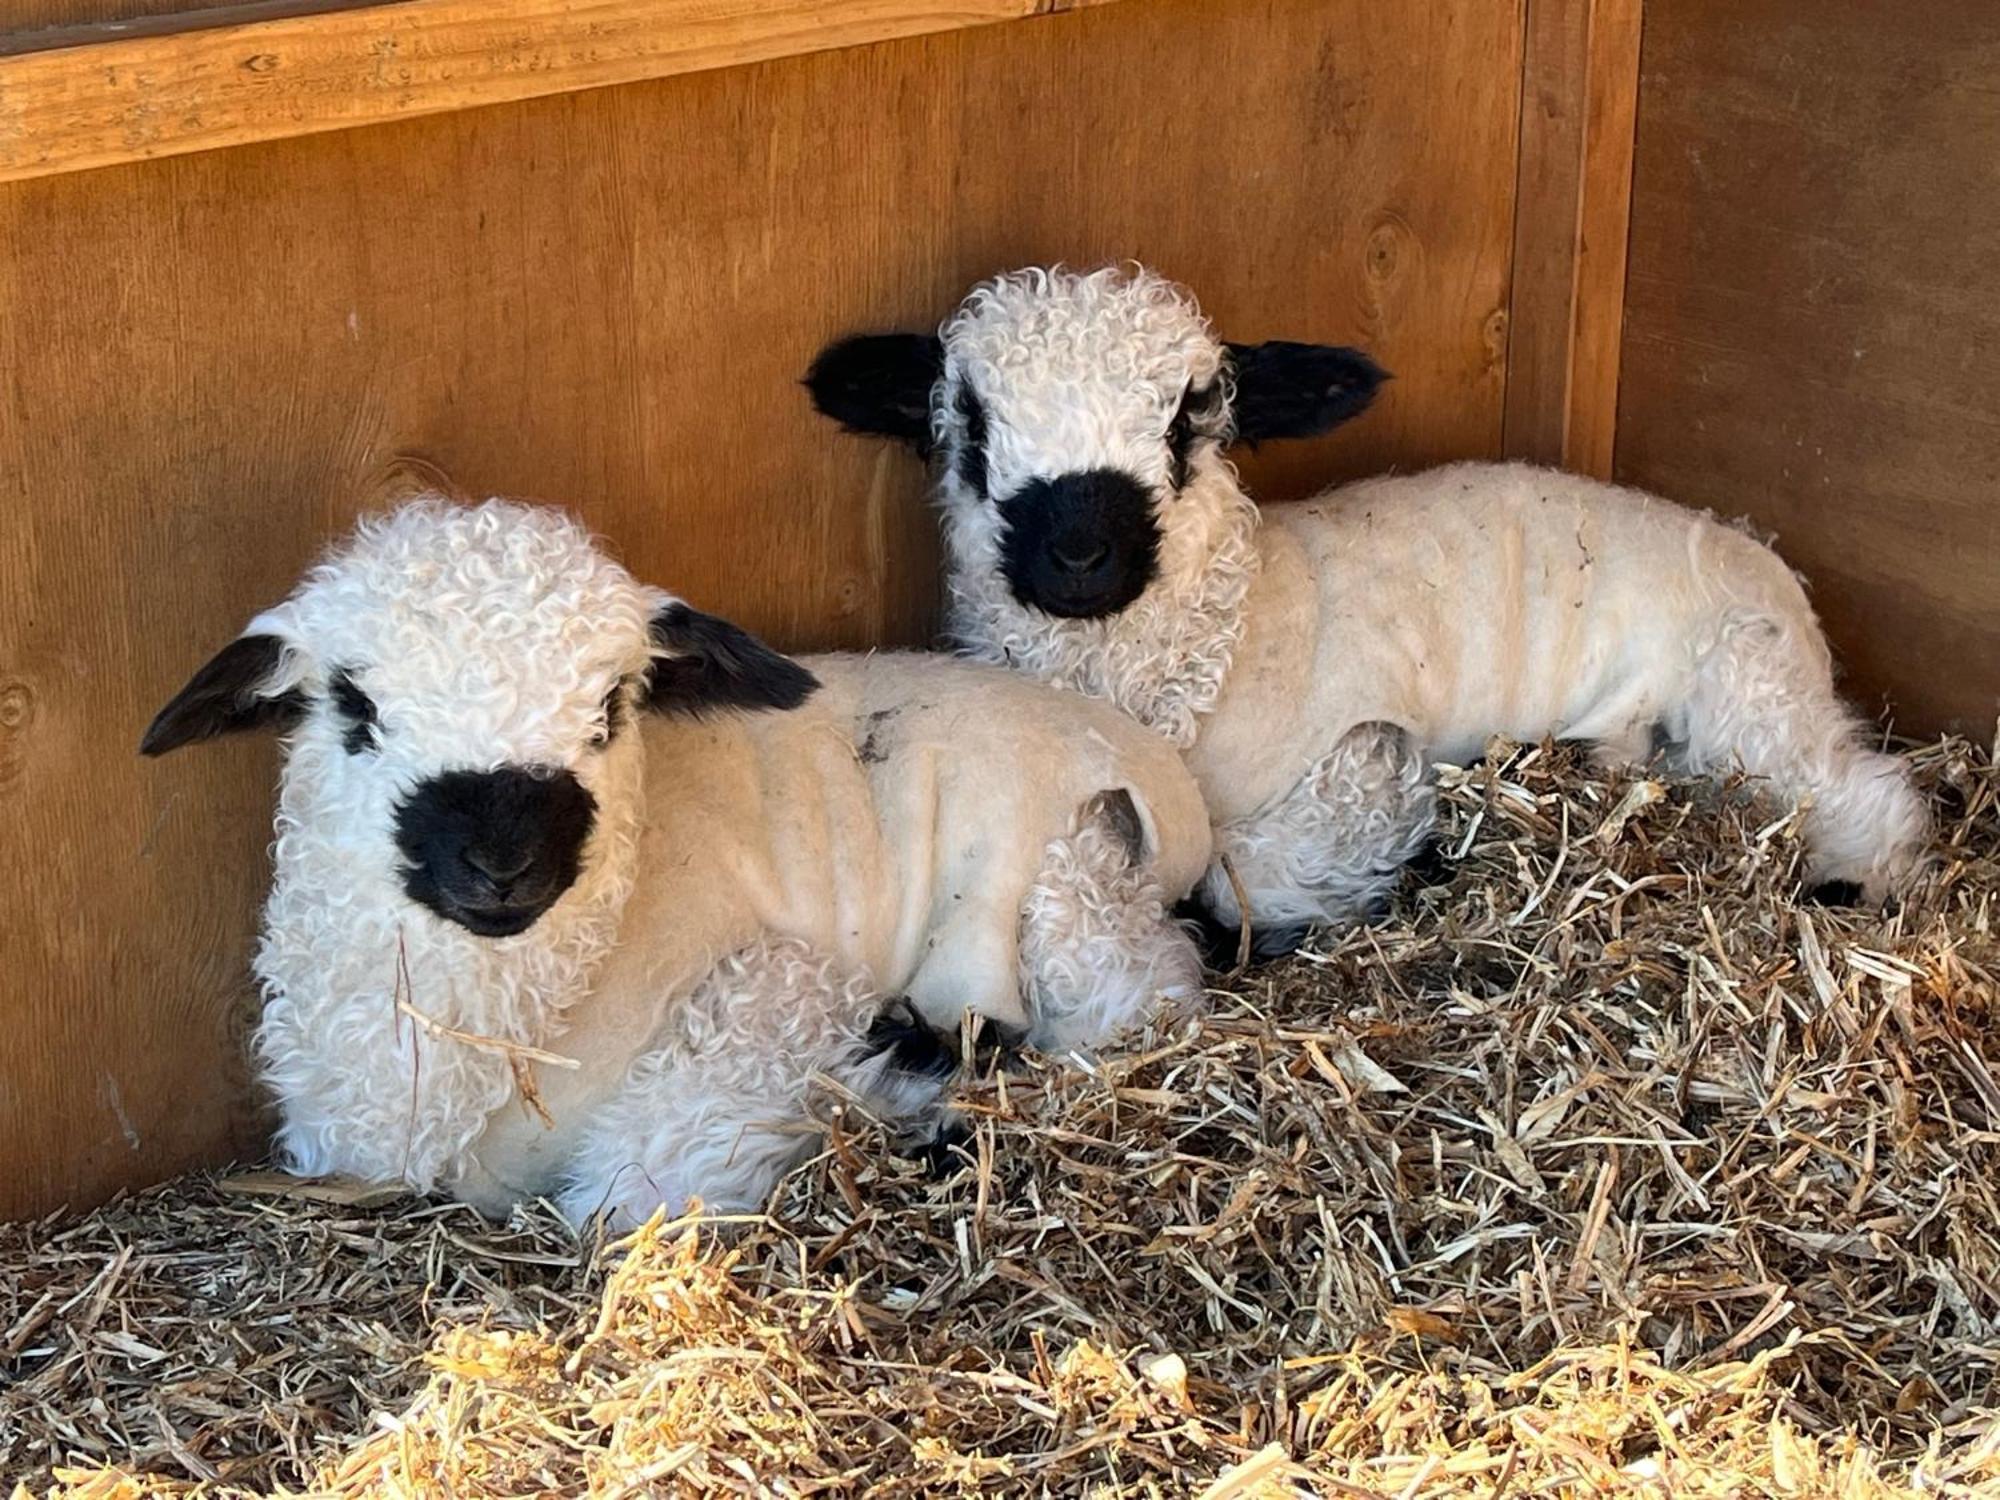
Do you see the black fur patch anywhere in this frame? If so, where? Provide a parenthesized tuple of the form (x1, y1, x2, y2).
(1225, 341, 1388, 445)
(998, 468, 1160, 620)
(921, 1116, 974, 1178)
(864, 1000, 958, 1081)
(394, 765, 597, 938)
(644, 604, 819, 719)
(140, 633, 306, 756)
(1167, 380, 1221, 491)
(857, 706, 898, 766)
(803, 333, 944, 455)
(1400, 832, 1454, 890)
(1805, 879, 1866, 909)
(329, 668, 379, 755)
(955, 382, 989, 497)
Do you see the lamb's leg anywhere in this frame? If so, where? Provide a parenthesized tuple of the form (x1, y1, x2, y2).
(1017, 789, 1205, 1054)
(1672, 612, 1930, 902)
(558, 937, 951, 1231)
(1188, 720, 1436, 959)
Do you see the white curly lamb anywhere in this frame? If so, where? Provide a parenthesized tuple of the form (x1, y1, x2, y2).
(142, 497, 1210, 1227)
(807, 264, 1930, 953)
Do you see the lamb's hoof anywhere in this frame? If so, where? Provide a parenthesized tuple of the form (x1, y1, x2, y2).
(1173, 894, 1310, 968)
(1173, 893, 1239, 969)
(969, 1020, 1032, 1075)
(1400, 835, 1453, 891)
(920, 1117, 973, 1179)
(1804, 879, 1866, 909)
(865, 1000, 957, 1080)
(1248, 923, 1312, 961)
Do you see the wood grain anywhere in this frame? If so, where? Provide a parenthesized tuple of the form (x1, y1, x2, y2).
(1502, 0, 1642, 478)
(1616, 0, 2000, 735)
(0, 0, 1118, 182)
(0, 0, 1526, 1218)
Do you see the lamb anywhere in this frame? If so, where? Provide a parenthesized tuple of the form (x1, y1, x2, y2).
(141, 495, 1210, 1228)
(806, 264, 1930, 955)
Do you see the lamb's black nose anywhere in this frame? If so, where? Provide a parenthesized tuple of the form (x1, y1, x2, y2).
(996, 467, 1160, 620)
(394, 765, 598, 937)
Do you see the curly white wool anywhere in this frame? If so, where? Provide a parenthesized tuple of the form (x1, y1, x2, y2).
(253, 500, 656, 1189)
(937, 266, 1256, 747)
(556, 936, 893, 1228)
(1015, 793, 1205, 1054)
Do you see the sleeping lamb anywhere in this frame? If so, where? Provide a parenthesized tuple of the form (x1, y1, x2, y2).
(141, 495, 1210, 1227)
(806, 264, 1930, 955)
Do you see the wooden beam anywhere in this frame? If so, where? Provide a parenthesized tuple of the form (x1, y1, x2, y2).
(0, 0, 1115, 184)
(1502, 0, 1642, 478)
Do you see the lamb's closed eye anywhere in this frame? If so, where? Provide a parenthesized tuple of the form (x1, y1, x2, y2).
(329, 669, 378, 754)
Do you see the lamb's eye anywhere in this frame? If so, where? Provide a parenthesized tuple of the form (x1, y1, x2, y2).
(329, 669, 379, 755)
(954, 383, 989, 499)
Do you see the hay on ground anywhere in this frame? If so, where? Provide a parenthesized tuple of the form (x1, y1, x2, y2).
(9, 732, 1999, 1497)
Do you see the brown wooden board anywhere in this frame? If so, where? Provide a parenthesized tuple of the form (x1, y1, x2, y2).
(0, 0, 1525, 1217)
(1503, 0, 1641, 479)
(1617, 0, 2000, 736)
(0, 0, 1120, 177)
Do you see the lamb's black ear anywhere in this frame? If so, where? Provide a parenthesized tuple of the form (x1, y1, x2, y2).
(1224, 341, 1388, 445)
(645, 603, 819, 719)
(803, 333, 943, 452)
(141, 634, 306, 756)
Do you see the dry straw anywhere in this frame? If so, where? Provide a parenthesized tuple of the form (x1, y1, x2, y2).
(9, 733, 1998, 1496)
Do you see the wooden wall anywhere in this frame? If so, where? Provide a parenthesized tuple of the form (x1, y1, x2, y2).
(1616, 0, 2000, 736)
(0, 0, 1529, 1217)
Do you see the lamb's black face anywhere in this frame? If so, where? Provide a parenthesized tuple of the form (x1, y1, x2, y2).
(996, 469, 1161, 619)
(394, 767, 598, 938)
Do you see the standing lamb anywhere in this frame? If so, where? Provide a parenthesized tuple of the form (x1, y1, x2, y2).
(142, 496, 1210, 1228)
(806, 264, 1929, 955)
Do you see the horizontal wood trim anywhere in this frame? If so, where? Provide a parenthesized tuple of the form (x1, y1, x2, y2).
(0, 0, 1116, 183)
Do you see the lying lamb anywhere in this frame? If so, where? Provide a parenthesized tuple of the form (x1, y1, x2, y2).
(141, 496, 1209, 1227)
(807, 264, 1929, 955)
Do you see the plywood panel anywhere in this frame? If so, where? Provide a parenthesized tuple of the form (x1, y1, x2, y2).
(1617, 0, 2000, 735)
(0, 0, 1526, 1217)
(1502, 0, 1641, 478)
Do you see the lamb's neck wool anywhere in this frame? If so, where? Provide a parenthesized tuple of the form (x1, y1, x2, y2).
(942, 460, 1261, 750)
(253, 740, 645, 1190)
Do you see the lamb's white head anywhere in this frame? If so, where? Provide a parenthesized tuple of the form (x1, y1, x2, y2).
(143, 497, 815, 939)
(806, 264, 1386, 621)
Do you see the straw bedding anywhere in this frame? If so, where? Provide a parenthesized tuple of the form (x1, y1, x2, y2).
(7, 733, 1998, 1497)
